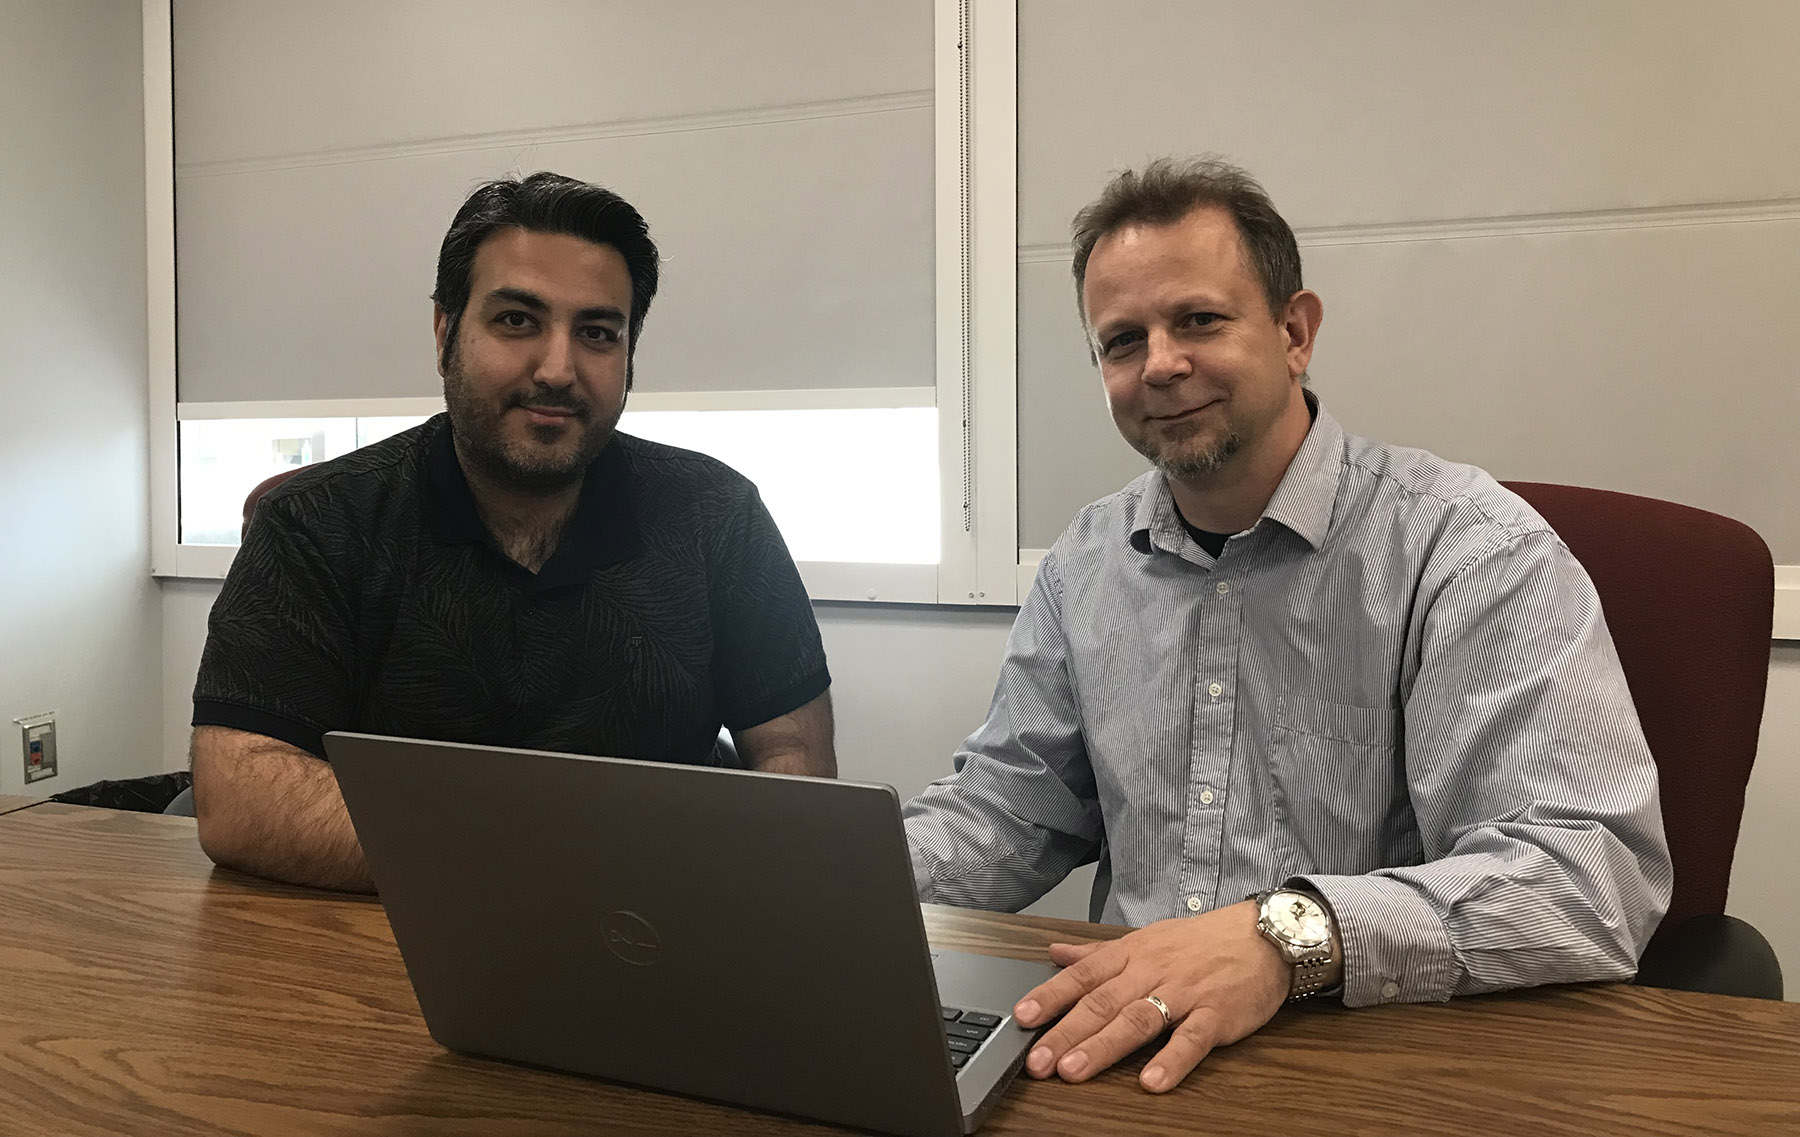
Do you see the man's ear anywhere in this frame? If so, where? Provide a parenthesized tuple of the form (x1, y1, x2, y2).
(1280, 289, 1324, 379)
(432, 304, 451, 377)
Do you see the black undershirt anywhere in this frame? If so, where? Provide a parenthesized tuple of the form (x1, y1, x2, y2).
(1173, 391, 1315, 560)
(1177, 515, 1231, 558)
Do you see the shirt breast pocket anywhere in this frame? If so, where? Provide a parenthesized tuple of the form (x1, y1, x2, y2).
(1270, 693, 1414, 875)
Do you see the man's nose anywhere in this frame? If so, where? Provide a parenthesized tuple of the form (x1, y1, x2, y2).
(534, 330, 578, 386)
(1141, 329, 1189, 386)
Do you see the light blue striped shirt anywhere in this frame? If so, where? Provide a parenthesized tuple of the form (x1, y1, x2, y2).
(903, 397, 1673, 1007)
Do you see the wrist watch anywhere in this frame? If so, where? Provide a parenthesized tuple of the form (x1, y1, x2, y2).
(1250, 888, 1338, 1001)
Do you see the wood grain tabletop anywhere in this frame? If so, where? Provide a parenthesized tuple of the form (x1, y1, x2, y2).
(0, 793, 45, 815)
(1, 802, 1794, 1136)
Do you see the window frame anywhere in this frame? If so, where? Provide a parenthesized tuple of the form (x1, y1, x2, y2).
(143, 0, 1022, 606)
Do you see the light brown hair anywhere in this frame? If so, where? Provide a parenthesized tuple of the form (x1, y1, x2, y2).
(1071, 156, 1303, 326)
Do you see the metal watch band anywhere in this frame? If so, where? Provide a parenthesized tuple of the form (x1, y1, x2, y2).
(1249, 888, 1337, 1002)
(1287, 954, 1334, 1001)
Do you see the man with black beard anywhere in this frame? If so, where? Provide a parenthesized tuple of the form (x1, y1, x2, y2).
(191, 173, 835, 892)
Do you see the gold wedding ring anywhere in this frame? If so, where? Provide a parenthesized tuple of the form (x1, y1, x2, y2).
(1142, 994, 1173, 1029)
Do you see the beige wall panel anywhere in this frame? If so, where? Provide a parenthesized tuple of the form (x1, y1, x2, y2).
(1016, 258, 1148, 547)
(1308, 220, 1800, 559)
(1019, 219, 1800, 557)
(176, 106, 933, 402)
(1019, 0, 1800, 243)
(174, 0, 932, 165)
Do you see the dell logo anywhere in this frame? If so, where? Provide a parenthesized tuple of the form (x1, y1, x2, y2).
(601, 910, 661, 967)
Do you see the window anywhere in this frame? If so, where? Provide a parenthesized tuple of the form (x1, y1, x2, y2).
(147, 0, 1015, 604)
(175, 405, 939, 568)
(178, 415, 427, 545)
(622, 407, 940, 565)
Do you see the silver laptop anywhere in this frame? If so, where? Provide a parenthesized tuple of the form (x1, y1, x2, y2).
(326, 731, 1057, 1137)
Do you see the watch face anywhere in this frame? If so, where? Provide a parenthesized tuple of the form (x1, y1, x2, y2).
(1267, 891, 1330, 947)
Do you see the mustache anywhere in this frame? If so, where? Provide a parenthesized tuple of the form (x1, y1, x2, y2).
(510, 387, 589, 416)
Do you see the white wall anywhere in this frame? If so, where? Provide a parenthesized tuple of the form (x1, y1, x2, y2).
(0, 0, 162, 796)
(811, 602, 1099, 921)
(1729, 648, 1800, 990)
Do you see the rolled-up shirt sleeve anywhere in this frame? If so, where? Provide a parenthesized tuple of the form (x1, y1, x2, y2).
(1298, 529, 1673, 1007)
(193, 491, 359, 758)
(904, 554, 1105, 911)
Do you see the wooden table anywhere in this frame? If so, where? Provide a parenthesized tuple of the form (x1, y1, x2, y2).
(0, 793, 44, 815)
(1, 804, 1795, 1136)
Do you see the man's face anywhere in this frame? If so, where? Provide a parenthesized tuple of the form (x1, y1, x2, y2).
(1081, 207, 1312, 486)
(435, 228, 633, 494)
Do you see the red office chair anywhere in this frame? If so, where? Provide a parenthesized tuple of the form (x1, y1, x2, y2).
(1504, 481, 1781, 999)
(241, 467, 306, 541)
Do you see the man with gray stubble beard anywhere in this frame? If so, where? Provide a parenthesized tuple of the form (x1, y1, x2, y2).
(904, 156, 1671, 1094)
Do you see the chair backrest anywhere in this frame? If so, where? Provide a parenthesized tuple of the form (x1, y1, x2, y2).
(1503, 481, 1773, 941)
(241, 467, 306, 541)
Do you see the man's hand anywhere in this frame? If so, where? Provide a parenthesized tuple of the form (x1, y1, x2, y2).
(1013, 900, 1290, 1093)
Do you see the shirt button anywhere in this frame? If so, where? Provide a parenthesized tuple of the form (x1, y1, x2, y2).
(1215, 580, 1231, 595)
(1199, 787, 1215, 805)
(1185, 895, 1203, 913)
(1381, 980, 1401, 1000)
(1208, 682, 1223, 698)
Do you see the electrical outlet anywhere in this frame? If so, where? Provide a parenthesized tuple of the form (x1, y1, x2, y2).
(14, 712, 57, 783)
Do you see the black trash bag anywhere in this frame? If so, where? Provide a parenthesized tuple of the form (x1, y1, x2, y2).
(49, 771, 193, 813)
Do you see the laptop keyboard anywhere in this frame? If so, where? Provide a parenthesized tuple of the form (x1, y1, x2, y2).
(940, 1006, 1006, 1074)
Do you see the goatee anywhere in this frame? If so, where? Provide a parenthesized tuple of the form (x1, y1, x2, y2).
(1149, 430, 1242, 482)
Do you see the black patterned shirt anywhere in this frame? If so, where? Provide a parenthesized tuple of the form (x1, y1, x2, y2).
(193, 415, 830, 764)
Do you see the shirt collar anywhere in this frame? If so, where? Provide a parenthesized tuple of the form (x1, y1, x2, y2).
(1129, 389, 1343, 556)
(423, 415, 642, 587)
(1259, 389, 1341, 550)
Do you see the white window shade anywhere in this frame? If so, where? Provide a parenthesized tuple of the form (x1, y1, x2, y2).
(173, 0, 934, 404)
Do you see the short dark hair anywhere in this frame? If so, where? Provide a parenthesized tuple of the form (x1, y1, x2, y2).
(1070, 156, 1302, 326)
(432, 171, 660, 371)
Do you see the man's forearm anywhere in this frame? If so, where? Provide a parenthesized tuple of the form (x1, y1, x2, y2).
(903, 782, 1098, 913)
(191, 725, 375, 893)
(1323, 531, 1674, 1005)
(1300, 820, 1663, 1007)
(733, 691, 837, 776)
(748, 748, 829, 776)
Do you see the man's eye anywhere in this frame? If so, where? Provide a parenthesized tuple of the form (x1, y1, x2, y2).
(1185, 312, 1220, 328)
(496, 312, 534, 330)
(578, 325, 620, 343)
(1102, 332, 1142, 357)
